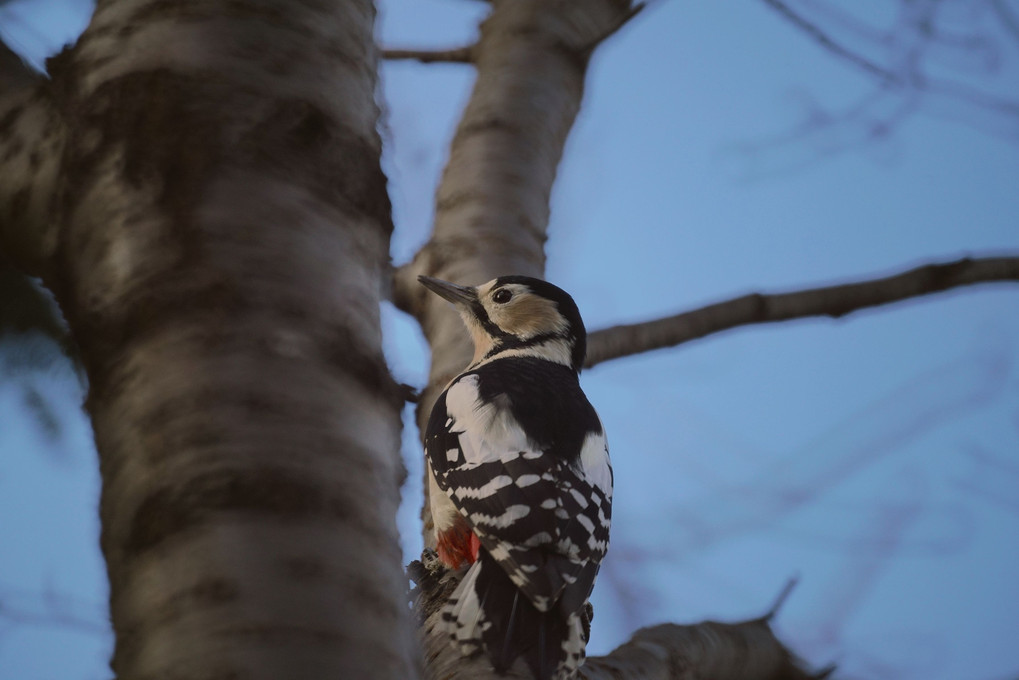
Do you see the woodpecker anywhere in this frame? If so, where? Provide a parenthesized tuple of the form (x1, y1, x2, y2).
(419, 274, 612, 680)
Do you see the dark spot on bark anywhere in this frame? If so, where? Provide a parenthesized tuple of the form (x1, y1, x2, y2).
(291, 103, 329, 146)
(1, 135, 23, 162)
(241, 390, 278, 416)
(44, 46, 77, 98)
(434, 190, 474, 214)
(83, 54, 115, 74)
(324, 42, 367, 71)
(335, 569, 404, 623)
(9, 187, 30, 223)
(175, 421, 226, 451)
(122, 576, 241, 645)
(0, 106, 21, 137)
(454, 116, 521, 141)
(282, 556, 328, 581)
(126, 466, 356, 557)
(53, 69, 222, 235)
(326, 322, 403, 407)
(190, 577, 240, 605)
(81, 22, 115, 40)
(55, 70, 391, 320)
(129, 0, 289, 26)
(244, 98, 392, 230)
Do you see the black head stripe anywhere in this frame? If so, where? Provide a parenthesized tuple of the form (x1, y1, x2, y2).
(471, 299, 514, 341)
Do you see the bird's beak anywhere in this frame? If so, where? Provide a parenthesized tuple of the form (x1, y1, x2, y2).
(418, 276, 478, 306)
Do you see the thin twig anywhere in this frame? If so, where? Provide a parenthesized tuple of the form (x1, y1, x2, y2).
(0, 589, 108, 635)
(991, 0, 1019, 44)
(381, 46, 474, 64)
(585, 255, 1019, 368)
(763, 575, 800, 621)
(761, 0, 901, 83)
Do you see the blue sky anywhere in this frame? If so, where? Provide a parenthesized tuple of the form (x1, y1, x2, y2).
(2, 1, 1018, 679)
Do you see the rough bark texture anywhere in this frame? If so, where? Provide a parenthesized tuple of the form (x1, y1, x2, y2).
(0, 42, 66, 277)
(1, 2, 416, 678)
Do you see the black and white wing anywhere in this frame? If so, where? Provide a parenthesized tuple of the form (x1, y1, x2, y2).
(425, 362, 612, 678)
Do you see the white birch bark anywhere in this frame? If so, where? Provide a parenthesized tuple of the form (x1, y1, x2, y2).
(1, 2, 416, 678)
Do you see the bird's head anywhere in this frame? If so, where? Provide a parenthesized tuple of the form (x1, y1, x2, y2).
(419, 275, 587, 372)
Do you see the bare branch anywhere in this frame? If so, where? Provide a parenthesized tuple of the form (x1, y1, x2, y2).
(0, 585, 107, 635)
(585, 255, 1019, 368)
(761, 0, 901, 82)
(381, 46, 474, 64)
(764, 576, 800, 621)
(991, 0, 1019, 44)
(581, 620, 818, 680)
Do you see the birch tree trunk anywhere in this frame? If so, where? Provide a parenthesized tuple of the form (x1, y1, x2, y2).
(393, 0, 627, 454)
(0, 2, 416, 678)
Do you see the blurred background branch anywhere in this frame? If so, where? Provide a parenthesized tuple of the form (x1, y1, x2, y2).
(586, 255, 1019, 367)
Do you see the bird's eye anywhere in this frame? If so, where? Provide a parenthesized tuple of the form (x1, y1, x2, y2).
(492, 289, 513, 304)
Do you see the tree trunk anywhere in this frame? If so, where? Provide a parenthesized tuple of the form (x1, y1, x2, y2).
(1, 1, 417, 678)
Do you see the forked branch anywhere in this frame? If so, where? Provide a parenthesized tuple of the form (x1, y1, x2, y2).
(760, 0, 900, 82)
(585, 255, 1019, 368)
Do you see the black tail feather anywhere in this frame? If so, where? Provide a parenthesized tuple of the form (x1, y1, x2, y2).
(537, 614, 549, 680)
(495, 589, 520, 672)
(474, 552, 574, 680)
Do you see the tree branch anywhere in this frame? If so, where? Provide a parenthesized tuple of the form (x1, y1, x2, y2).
(760, 0, 901, 83)
(0, 38, 66, 278)
(0, 585, 108, 636)
(411, 558, 824, 680)
(580, 620, 823, 680)
(585, 255, 1019, 368)
(991, 0, 1019, 44)
(381, 46, 474, 64)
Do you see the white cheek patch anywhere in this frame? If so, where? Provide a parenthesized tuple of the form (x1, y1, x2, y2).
(489, 294, 567, 341)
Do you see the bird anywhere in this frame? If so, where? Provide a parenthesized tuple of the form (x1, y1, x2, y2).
(418, 274, 612, 680)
